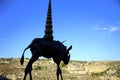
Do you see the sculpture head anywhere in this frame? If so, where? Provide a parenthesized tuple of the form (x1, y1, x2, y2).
(63, 45, 72, 65)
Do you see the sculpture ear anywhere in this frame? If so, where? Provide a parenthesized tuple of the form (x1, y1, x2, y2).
(67, 45, 72, 51)
(62, 40, 66, 43)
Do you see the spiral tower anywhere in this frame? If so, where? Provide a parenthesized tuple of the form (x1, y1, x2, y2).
(43, 0, 53, 41)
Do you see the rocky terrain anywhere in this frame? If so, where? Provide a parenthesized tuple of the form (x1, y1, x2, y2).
(0, 58, 120, 80)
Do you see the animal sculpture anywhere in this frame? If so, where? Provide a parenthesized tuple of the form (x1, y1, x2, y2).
(20, 38, 72, 80)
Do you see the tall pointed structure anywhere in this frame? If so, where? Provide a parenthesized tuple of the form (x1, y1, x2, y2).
(44, 0, 53, 41)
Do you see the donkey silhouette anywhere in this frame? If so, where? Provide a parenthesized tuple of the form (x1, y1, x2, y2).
(20, 38, 72, 80)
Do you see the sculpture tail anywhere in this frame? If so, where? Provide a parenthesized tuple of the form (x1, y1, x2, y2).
(20, 46, 30, 65)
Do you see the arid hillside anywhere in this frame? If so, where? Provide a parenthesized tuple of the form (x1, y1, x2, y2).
(0, 58, 120, 80)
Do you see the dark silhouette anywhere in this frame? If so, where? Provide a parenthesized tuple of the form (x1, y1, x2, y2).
(44, 0, 53, 41)
(0, 74, 9, 80)
(20, 38, 72, 80)
(20, 0, 72, 80)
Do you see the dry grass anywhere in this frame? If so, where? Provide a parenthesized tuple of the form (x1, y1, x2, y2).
(0, 58, 120, 80)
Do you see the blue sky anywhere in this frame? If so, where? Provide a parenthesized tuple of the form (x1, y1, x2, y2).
(0, 0, 120, 61)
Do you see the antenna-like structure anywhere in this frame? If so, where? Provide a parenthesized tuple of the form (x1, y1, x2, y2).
(44, 0, 53, 41)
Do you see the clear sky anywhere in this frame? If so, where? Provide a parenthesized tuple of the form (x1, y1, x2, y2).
(0, 0, 120, 61)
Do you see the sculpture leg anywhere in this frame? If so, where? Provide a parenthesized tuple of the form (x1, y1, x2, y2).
(56, 65, 59, 80)
(60, 67, 63, 80)
(53, 58, 63, 80)
(29, 66, 32, 80)
(56, 64, 63, 80)
(57, 65, 63, 80)
(23, 55, 39, 80)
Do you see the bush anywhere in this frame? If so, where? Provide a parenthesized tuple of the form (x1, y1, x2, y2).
(34, 66, 47, 70)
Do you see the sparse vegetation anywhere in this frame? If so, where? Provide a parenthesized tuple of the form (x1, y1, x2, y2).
(34, 66, 48, 70)
(0, 58, 120, 80)
(91, 72, 105, 76)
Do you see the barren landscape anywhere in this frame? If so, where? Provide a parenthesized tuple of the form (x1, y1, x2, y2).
(0, 58, 120, 80)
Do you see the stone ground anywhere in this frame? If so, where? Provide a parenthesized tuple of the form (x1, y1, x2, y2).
(0, 58, 120, 80)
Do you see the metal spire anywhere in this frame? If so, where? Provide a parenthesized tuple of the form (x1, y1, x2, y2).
(44, 0, 53, 41)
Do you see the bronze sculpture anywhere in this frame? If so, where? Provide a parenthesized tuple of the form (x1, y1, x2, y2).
(20, 0, 72, 80)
